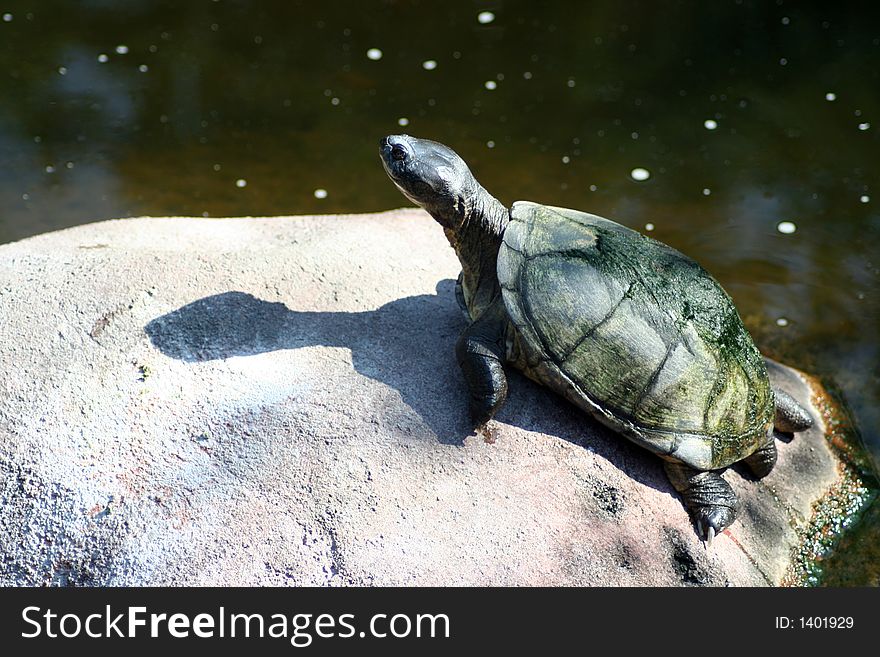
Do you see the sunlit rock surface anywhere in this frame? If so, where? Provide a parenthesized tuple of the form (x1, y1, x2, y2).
(0, 211, 843, 586)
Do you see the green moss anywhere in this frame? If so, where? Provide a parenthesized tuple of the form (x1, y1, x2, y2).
(781, 380, 878, 586)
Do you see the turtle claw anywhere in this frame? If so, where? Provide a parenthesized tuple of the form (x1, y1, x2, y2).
(693, 505, 734, 544)
(705, 526, 716, 549)
(695, 518, 716, 547)
(475, 421, 499, 444)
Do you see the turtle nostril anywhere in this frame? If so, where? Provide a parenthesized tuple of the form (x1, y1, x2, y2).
(391, 145, 408, 161)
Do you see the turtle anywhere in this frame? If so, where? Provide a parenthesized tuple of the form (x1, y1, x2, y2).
(379, 134, 814, 544)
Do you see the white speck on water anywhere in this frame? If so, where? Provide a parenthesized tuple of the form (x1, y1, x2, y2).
(825, 92, 836, 101)
(366, 48, 383, 61)
(330, 97, 340, 106)
(397, 117, 409, 126)
(781, 16, 790, 25)
(58, 66, 68, 75)
(777, 221, 797, 234)
(523, 71, 532, 80)
(776, 317, 789, 327)
(422, 59, 437, 70)
(22, 193, 29, 200)
(630, 167, 650, 181)
(860, 195, 870, 203)
(589, 184, 598, 191)
(65, 161, 74, 169)
(2, 13, 12, 22)
(779, 57, 788, 66)
(213, 163, 221, 171)
(702, 188, 711, 195)
(645, 223, 655, 231)
(45, 165, 55, 173)
(704, 119, 718, 130)
(484, 80, 497, 90)
(567, 78, 576, 88)
(314, 188, 328, 199)
(115, 45, 129, 55)
(858, 122, 870, 131)
(235, 178, 247, 188)
(477, 11, 495, 24)
(138, 64, 149, 72)
(149, 44, 158, 53)
(97, 53, 109, 63)
(159, 114, 169, 123)
(631, 132, 639, 140)
(486, 140, 496, 148)
(562, 155, 570, 164)
(33, 136, 41, 143)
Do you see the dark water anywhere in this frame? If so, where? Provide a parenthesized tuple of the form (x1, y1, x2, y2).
(1, 1, 878, 583)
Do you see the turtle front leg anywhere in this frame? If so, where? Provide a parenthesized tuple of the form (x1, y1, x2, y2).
(774, 387, 813, 433)
(455, 298, 509, 428)
(454, 271, 471, 320)
(663, 461, 740, 545)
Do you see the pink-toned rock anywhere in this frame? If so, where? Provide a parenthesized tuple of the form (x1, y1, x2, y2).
(0, 210, 841, 585)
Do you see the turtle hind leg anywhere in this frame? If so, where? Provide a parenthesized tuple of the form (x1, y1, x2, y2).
(663, 461, 740, 543)
(742, 433, 778, 479)
(774, 387, 813, 433)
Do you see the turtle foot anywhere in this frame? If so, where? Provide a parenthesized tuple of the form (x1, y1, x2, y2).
(476, 421, 500, 444)
(743, 437, 778, 479)
(694, 504, 737, 546)
(664, 461, 740, 544)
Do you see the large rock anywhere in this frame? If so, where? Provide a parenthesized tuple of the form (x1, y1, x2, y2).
(0, 210, 842, 586)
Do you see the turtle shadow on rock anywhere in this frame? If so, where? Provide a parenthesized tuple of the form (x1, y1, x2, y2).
(143, 279, 669, 493)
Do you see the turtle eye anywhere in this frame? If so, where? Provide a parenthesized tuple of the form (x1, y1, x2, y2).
(391, 145, 408, 161)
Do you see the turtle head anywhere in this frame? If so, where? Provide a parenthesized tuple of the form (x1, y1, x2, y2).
(380, 134, 478, 229)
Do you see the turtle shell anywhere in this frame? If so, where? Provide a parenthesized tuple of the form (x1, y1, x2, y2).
(497, 201, 773, 470)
